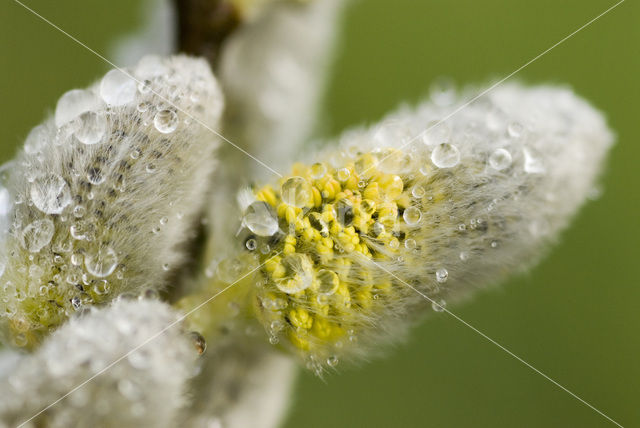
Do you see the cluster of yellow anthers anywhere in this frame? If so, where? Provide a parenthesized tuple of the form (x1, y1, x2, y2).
(248, 149, 434, 370)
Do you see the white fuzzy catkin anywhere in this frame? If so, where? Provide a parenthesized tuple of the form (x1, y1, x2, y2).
(180, 342, 297, 428)
(0, 299, 197, 428)
(246, 82, 614, 372)
(219, 0, 345, 179)
(0, 55, 223, 347)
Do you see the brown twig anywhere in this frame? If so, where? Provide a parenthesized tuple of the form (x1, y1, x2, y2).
(174, 0, 241, 67)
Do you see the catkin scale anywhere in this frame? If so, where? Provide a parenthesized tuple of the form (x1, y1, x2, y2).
(0, 55, 224, 348)
(241, 83, 613, 373)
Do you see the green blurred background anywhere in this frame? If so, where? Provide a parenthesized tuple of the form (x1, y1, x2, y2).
(1, 1, 638, 427)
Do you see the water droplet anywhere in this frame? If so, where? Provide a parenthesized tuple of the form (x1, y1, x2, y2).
(316, 269, 339, 296)
(31, 174, 71, 214)
(269, 335, 279, 345)
(138, 79, 152, 94)
(100, 69, 137, 106)
(432, 299, 446, 312)
(159, 216, 168, 225)
(21, 219, 54, 253)
(146, 164, 157, 174)
(190, 331, 207, 355)
(459, 251, 468, 261)
(327, 355, 339, 367)
(70, 223, 87, 240)
(403, 206, 422, 226)
(489, 148, 512, 170)
(310, 163, 327, 179)
(523, 148, 545, 174)
(136, 102, 150, 113)
(245, 238, 257, 251)
(337, 168, 350, 181)
(24, 125, 49, 154)
(55, 89, 102, 128)
(507, 121, 524, 138)
(153, 109, 178, 134)
(275, 253, 313, 294)
(73, 205, 86, 218)
(435, 268, 448, 283)
(372, 222, 385, 236)
(411, 185, 425, 198)
(85, 246, 118, 278)
(431, 143, 460, 168)
(281, 176, 312, 208)
(75, 111, 107, 145)
(87, 167, 105, 185)
(404, 238, 416, 250)
(490, 240, 499, 248)
(422, 121, 451, 146)
(70, 296, 82, 311)
(389, 237, 400, 250)
(243, 201, 279, 237)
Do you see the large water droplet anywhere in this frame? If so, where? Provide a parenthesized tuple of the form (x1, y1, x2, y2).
(24, 125, 49, 154)
(100, 69, 137, 106)
(489, 148, 512, 170)
(243, 201, 279, 237)
(402, 206, 422, 226)
(275, 254, 313, 294)
(281, 176, 311, 208)
(85, 246, 118, 278)
(422, 121, 451, 146)
(31, 174, 71, 214)
(22, 219, 55, 253)
(316, 269, 339, 296)
(75, 111, 107, 145)
(55, 89, 102, 128)
(431, 143, 460, 168)
(153, 109, 178, 134)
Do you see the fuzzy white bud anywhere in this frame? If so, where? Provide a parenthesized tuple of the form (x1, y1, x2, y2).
(0, 55, 224, 347)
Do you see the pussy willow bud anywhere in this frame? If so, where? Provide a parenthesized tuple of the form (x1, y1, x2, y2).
(0, 55, 223, 348)
(0, 299, 197, 428)
(242, 82, 613, 373)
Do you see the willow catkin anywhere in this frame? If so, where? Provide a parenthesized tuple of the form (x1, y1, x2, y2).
(0, 55, 224, 348)
(240, 82, 613, 373)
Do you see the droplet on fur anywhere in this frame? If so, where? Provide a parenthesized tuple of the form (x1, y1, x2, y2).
(310, 163, 327, 179)
(243, 201, 279, 237)
(435, 268, 449, 283)
(55, 89, 102, 128)
(275, 254, 313, 294)
(30, 174, 71, 214)
(153, 109, 178, 134)
(281, 176, 311, 208)
(85, 246, 118, 278)
(431, 143, 460, 168)
(489, 148, 512, 170)
(403, 206, 422, 226)
(75, 111, 107, 145)
(100, 69, 137, 106)
(316, 269, 339, 296)
(21, 219, 55, 253)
